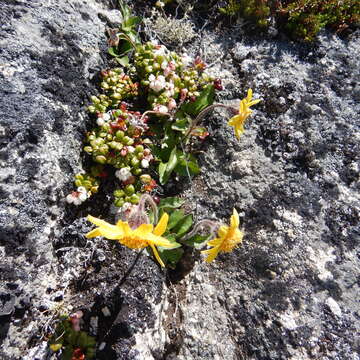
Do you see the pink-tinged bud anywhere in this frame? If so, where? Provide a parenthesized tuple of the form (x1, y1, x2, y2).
(121, 148, 128, 157)
(180, 88, 188, 101)
(190, 95, 196, 102)
(143, 148, 151, 156)
(167, 98, 177, 110)
(195, 56, 206, 70)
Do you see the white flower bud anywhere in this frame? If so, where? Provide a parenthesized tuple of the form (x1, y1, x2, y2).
(141, 159, 149, 168)
(115, 168, 132, 182)
(73, 198, 82, 206)
(77, 186, 87, 194)
(127, 146, 135, 153)
(78, 192, 88, 202)
(149, 75, 167, 92)
(153, 104, 168, 113)
(97, 118, 105, 126)
(66, 194, 74, 204)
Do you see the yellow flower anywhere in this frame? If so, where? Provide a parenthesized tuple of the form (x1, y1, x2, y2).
(201, 208, 243, 263)
(86, 213, 175, 267)
(228, 89, 261, 139)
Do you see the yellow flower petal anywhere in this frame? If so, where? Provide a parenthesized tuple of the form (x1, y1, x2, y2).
(146, 233, 175, 248)
(149, 243, 165, 267)
(246, 88, 253, 102)
(217, 225, 228, 238)
(230, 208, 239, 228)
(86, 215, 123, 239)
(133, 224, 154, 237)
(207, 238, 223, 247)
(201, 246, 220, 263)
(88, 215, 117, 230)
(85, 228, 102, 238)
(153, 213, 169, 236)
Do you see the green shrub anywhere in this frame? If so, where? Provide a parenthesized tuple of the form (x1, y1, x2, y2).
(218, 0, 360, 40)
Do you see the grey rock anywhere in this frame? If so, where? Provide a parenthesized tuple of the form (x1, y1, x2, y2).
(1, 1, 360, 360)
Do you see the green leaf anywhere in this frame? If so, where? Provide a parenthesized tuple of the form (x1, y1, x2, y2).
(158, 248, 184, 268)
(174, 154, 200, 177)
(158, 161, 167, 184)
(167, 209, 185, 230)
(183, 234, 210, 249)
(159, 146, 178, 185)
(173, 214, 193, 238)
(108, 47, 119, 57)
(158, 197, 186, 212)
(119, 40, 133, 55)
(123, 16, 141, 29)
(171, 118, 189, 133)
(116, 55, 129, 66)
(181, 85, 215, 116)
(171, 111, 191, 133)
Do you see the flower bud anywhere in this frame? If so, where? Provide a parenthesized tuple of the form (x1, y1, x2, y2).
(97, 118, 105, 126)
(135, 145, 144, 153)
(66, 194, 74, 204)
(84, 146, 93, 153)
(141, 159, 149, 168)
(99, 145, 109, 155)
(125, 184, 135, 196)
(140, 174, 152, 184)
(131, 157, 140, 167)
(115, 198, 125, 207)
(116, 130, 124, 139)
(95, 155, 107, 164)
(114, 189, 125, 198)
(130, 194, 140, 204)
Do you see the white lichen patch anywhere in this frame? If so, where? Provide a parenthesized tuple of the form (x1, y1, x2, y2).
(306, 246, 336, 281)
(175, 263, 238, 360)
(133, 286, 167, 359)
(325, 297, 342, 317)
(143, 11, 196, 46)
(279, 311, 299, 330)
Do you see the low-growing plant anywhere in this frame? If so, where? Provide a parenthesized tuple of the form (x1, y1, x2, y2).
(48, 312, 95, 360)
(281, 0, 360, 41)
(220, 0, 270, 28)
(68, 3, 260, 267)
(218, 0, 359, 40)
(67, 2, 261, 207)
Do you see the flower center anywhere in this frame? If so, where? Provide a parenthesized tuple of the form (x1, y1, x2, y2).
(121, 235, 148, 249)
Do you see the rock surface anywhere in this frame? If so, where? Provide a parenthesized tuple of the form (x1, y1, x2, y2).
(1, 1, 359, 359)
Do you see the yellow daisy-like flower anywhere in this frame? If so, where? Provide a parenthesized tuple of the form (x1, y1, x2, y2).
(228, 89, 261, 139)
(201, 208, 243, 263)
(86, 213, 175, 267)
